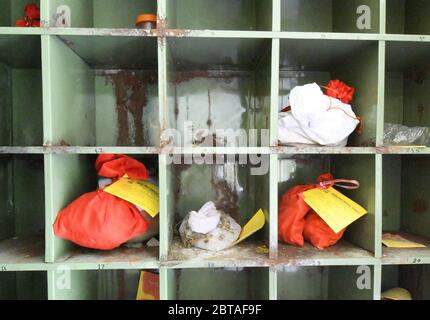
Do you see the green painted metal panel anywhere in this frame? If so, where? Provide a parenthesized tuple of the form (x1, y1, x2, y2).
(401, 156, 430, 237)
(281, 0, 379, 33)
(12, 69, 43, 146)
(333, 0, 379, 33)
(47, 0, 156, 28)
(278, 265, 374, 300)
(44, 35, 95, 146)
(333, 155, 376, 253)
(174, 268, 268, 300)
(0, 63, 12, 146)
(387, 0, 430, 35)
(166, 0, 272, 31)
(0, 35, 41, 69)
(382, 155, 402, 231)
(0, 271, 47, 300)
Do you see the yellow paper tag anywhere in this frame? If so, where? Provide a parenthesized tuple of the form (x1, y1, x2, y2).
(382, 233, 426, 248)
(231, 209, 266, 247)
(104, 178, 159, 217)
(302, 187, 367, 234)
(136, 271, 159, 300)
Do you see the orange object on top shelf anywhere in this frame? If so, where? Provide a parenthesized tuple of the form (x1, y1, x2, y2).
(136, 14, 157, 29)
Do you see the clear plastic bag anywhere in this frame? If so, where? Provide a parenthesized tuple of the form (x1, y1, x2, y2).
(383, 123, 430, 146)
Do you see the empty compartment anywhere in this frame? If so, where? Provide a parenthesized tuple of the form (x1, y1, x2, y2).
(278, 265, 374, 300)
(47, 0, 156, 28)
(281, 0, 379, 33)
(0, 0, 40, 27)
(48, 154, 159, 265)
(165, 155, 270, 266)
(165, 37, 271, 147)
(384, 41, 430, 147)
(382, 155, 430, 261)
(386, 0, 430, 35)
(166, 0, 272, 31)
(52, 269, 157, 300)
(167, 267, 268, 300)
(44, 35, 159, 147)
(0, 271, 47, 299)
(0, 155, 44, 266)
(0, 35, 42, 146)
(382, 265, 430, 300)
(279, 39, 378, 147)
(277, 155, 376, 263)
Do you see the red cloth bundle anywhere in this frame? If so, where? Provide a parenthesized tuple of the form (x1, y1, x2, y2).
(16, 3, 40, 27)
(303, 210, 346, 250)
(95, 154, 149, 180)
(53, 154, 150, 250)
(278, 173, 345, 249)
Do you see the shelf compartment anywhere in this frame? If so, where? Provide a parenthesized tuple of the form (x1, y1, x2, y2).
(382, 155, 430, 263)
(0, 34, 42, 146)
(278, 154, 376, 255)
(277, 240, 375, 266)
(0, 0, 40, 27)
(382, 264, 430, 300)
(47, 0, 156, 29)
(166, 238, 270, 268)
(165, 37, 271, 147)
(0, 236, 45, 270)
(0, 271, 47, 300)
(0, 154, 45, 265)
(281, 0, 379, 33)
(51, 269, 156, 300)
(279, 39, 378, 147)
(164, 155, 270, 263)
(384, 41, 430, 146)
(47, 154, 159, 263)
(44, 35, 159, 147)
(166, 267, 269, 300)
(165, 0, 272, 31)
(278, 265, 375, 300)
(386, 0, 430, 35)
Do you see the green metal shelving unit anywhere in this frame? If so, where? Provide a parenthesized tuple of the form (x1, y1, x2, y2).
(0, 0, 430, 300)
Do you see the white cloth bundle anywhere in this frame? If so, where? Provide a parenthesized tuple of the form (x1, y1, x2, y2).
(279, 83, 359, 147)
(179, 201, 241, 252)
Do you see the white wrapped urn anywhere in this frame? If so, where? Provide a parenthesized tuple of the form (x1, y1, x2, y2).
(179, 201, 241, 252)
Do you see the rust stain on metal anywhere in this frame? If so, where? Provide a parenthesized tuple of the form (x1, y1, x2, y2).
(175, 70, 210, 84)
(156, 17, 191, 38)
(106, 71, 156, 146)
(211, 178, 240, 222)
(207, 89, 212, 128)
(412, 198, 428, 214)
(174, 70, 238, 85)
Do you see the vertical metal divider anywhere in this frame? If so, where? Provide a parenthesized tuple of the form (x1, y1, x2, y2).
(41, 0, 55, 300)
(379, 0, 386, 34)
(268, 0, 281, 301)
(373, 262, 382, 300)
(157, 0, 170, 301)
(270, 39, 280, 147)
(373, 0, 387, 300)
(269, 154, 278, 300)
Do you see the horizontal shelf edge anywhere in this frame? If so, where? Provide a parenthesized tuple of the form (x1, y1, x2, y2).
(0, 28, 428, 42)
(1, 146, 430, 155)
